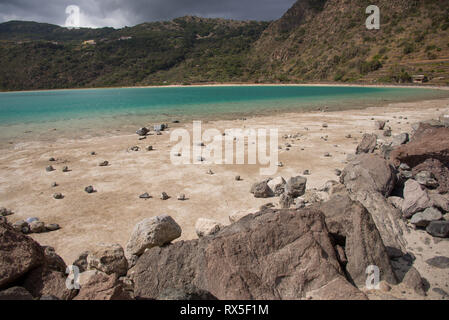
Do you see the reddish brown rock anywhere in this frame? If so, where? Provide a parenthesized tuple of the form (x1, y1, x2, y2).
(130, 208, 367, 300)
(0, 221, 45, 288)
(390, 125, 449, 168)
(74, 272, 133, 300)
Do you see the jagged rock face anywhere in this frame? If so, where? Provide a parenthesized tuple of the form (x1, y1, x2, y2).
(317, 194, 397, 287)
(130, 208, 367, 300)
(340, 154, 407, 252)
(0, 221, 45, 288)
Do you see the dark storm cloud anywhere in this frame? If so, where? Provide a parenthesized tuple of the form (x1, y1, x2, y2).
(0, 0, 297, 28)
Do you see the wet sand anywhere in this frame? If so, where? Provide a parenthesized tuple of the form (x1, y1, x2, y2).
(1, 97, 448, 299)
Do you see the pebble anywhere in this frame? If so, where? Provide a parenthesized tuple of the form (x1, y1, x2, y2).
(177, 194, 186, 201)
(53, 193, 63, 200)
(49, 157, 56, 162)
(335, 169, 342, 176)
(146, 146, 153, 151)
(303, 170, 311, 175)
(235, 175, 241, 181)
(139, 193, 151, 199)
(0, 208, 13, 216)
(84, 186, 95, 194)
(46, 224, 60, 232)
(46, 166, 55, 172)
(62, 166, 69, 172)
(51, 182, 58, 188)
(161, 192, 169, 200)
(207, 169, 214, 175)
(99, 161, 109, 167)
(324, 152, 331, 157)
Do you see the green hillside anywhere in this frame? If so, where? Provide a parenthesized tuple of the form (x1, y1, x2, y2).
(1, 0, 449, 91)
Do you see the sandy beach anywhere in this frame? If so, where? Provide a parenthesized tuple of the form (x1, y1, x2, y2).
(1, 96, 449, 299)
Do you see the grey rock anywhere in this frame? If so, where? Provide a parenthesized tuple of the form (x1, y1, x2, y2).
(425, 256, 449, 269)
(392, 133, 409, 146)
(125, 215, 182, 259)
(410, 207, 443, 227)
(356, 133, 377, 154)
(340, 154, 407, 252)
(415, 171, 439, 189)
(139, 193, 151, 199)
(53, 193, 63, 200)
(250, 181, 275, 198)
(402, 267, 426, 296)
(402, 180, 432, 218)
(46, 224, 60, 232)
(136, 127, 149, 136)
(426, 221, 449, 238)
(29, 221, 46, 233)
(160, 192, 169, 200)
(85, 186, 95, 194)
(99, 161, 109, 167)
(285, 176, 307, 198)
(267, 177, 286, 196)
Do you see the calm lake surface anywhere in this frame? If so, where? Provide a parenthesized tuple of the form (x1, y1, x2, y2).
(0, 85, 448, 143)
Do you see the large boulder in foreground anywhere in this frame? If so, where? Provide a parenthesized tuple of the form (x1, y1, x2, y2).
(125, 215, 182, 260)
(316, 194, 397, 287)
(130, 208, 367, 300)
(0, 221, 45, 288)
(340, 154, 407, 252)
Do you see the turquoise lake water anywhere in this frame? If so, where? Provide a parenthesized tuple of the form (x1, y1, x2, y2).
(0, 85, 448, 142)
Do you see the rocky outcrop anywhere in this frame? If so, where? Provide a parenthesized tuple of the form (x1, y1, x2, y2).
(130, 208, 367, 300)
(125, 215, 182, 260)
(316, 194, 397, 287)
(340, 154, 407, 252)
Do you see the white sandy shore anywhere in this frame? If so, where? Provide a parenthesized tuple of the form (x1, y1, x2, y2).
(1, 96, 448, 299)
(1, 82, 449, 94)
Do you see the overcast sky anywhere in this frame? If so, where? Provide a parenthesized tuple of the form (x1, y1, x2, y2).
(0, 0, 297, 28)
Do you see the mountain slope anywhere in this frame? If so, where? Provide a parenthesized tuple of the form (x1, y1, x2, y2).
(250, 0, 449, 85)
(0, 17, 268, 90)
(1, 0, 449, 91)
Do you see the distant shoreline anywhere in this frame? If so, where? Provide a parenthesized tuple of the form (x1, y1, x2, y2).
(1, 82, 449, 94)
